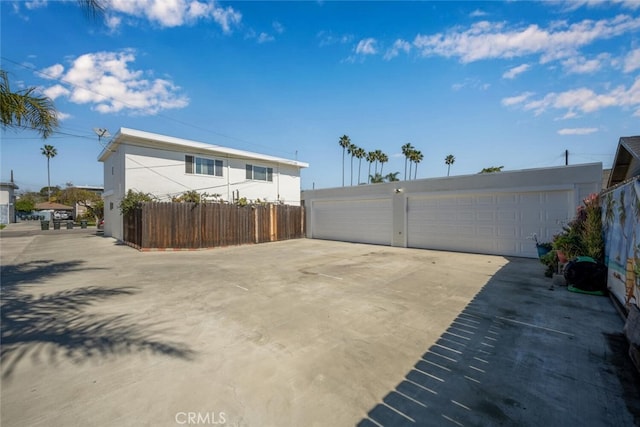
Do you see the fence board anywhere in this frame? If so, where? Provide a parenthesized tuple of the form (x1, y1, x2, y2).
(122, 202, 302, 250)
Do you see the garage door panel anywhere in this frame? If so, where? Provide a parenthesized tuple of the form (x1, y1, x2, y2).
(408, 190, 572, 257)
(313, 199, 392, 246)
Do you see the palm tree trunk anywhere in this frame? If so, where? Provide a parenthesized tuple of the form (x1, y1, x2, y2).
(47, 158, 51, 201)
(404, 158, 408, 181)
(358, 159, 362, 185)
(447, 164, 451, 176)
(342, 149, 345, 187)
(414, 163, 418, 180)
(368, 163, 372, 183)
(408, 162, 413, 180)
(350, 156, 354, 186)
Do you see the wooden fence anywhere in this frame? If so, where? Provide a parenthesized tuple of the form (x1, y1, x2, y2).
(123, 202, 305, 250)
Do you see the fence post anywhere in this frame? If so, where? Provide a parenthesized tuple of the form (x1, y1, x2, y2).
(254, 206, 259, 244)
(270, 204, 276, 241)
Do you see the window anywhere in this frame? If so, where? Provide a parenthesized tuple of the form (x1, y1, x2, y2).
(185, 155, 223, 177)
(246, 164, 273, 182)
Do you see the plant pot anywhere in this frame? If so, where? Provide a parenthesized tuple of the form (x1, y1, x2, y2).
(536, 244, 551, 259)
(557, 250, 568, 264)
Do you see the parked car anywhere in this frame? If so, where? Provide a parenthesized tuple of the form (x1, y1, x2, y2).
(97, 219, 104, 230)
(53, 211, 71, 220)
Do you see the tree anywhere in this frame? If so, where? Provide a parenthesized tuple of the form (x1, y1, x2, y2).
(479, 166, 504, 173)
(58, 187, 103, 221)
(411, 150, 423, 179)
(369, 173, 384, 183)
(378, 152, 389, 175)
(347, 142, 357, 186)
(401, 143, 414, 181)
(15, 198, 35, 213)
(354, 147, 366, 185)
(78, 0, 105, 18)
(366, 151, 376, 183)
(445, 154, 455, 176)
(1, 70, 59, 139)
(385, 172, 400, 182)
(338, 135, 351, 187)
(41, 145, 57, 201)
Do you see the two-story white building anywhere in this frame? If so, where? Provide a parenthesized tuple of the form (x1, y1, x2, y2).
(98, 128, 308, 240)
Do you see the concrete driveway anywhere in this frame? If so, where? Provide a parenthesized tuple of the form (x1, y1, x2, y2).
(1, 223, 639, 426)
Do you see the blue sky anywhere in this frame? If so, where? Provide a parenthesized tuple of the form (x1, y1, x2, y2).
(1, 0, 639, 192)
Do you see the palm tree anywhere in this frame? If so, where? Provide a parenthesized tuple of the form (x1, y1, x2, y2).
(338, 135, 351, 187)
(401, 143, 414, 181)
(366, 151, 376, 183)
(372, 149, 385, 175)
(385, 172, 400, 182)
(369, 173, 384, 183)
(445, 154, 455, 176)
(78, 0, 105, 17)
(412, 150, 423, 180)
(354, 147, 366, 184)
(1, 70, 58, 139)
(41, 144, 57, 201)
(379, 152, 389, 175)
(347, 143, 358, 186)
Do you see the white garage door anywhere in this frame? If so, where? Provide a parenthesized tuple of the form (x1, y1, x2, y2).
(407, 190, 572, 257)
(311, 198, 392, 245)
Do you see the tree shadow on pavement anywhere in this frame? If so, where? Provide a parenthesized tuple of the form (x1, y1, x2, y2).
(1, 260, 195, 380)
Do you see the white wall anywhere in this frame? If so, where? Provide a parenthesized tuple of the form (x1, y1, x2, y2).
(302, 163, 603, 258)
(101, 142, 303, 240)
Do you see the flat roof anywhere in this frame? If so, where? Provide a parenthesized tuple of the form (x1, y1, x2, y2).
(98, 128, 309, 168)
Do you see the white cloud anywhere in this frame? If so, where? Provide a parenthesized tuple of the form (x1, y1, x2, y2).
(562, 0, 640, 11)
(40, 50, 189, 115)
(508, 76, 640, 117)
(43, 84, 70, 100)
(104, 0, 241, 32)
(384, 39, 411, 60)
(623, 48, 640, 72)
(561, 54, 609, 74)
(25, 0, 47, 10)
(412, 15, 640, 64)
(257, 32, 274, 44)
(557, 127, 598, 135)
(501, 92, 535, 106)
(469, 9, 488, 18)
(502, 64, 530, 79)
(452, 78, 490, 91)
(56, 111, 71, 121)
(355, 38, 378, 55)
(39, 63, 65, 80)
(272, 21, 284, 34)
(317, 31, 352, 47)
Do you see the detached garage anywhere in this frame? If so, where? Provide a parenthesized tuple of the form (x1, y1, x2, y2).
(302, 163, 602, 258)
(311, 198, 393, 245)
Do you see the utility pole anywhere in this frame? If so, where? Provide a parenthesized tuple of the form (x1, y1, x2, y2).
(565, 149, 569, 166)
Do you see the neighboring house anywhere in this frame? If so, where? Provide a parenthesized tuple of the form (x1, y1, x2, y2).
(0, 181, 18, 224)
(69, 185, 103, 219)
(608, 136, 640, 188)
(98, 128, 308, 240)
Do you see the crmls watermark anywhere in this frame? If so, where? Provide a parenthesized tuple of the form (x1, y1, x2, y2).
(175, 412, 226, 425)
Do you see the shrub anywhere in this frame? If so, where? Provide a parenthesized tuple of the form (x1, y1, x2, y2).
(119, 190, 156, 215)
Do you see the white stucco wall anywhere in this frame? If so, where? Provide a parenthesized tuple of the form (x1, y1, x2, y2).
(302, 163, 603, 258)
(99, 133, 305, 241)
